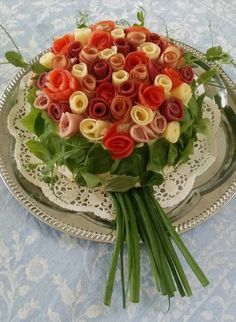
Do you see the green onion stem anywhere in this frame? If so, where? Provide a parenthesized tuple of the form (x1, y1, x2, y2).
(116, 193, 140, 303)
(132, 199, 161, 292)
(132, 190, 175, 297)
(123, 193, 140, 303)
(104, 193, 123, 306)
(148, 189, 209, 287)
(136, 189, 177, 296)
(119, 214, 126, 308)
(143, 189, 192, 297)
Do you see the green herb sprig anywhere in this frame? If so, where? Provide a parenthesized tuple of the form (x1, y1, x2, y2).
(0, 24, 48, 73)
(133, 6, 146, 27)
(76, 10, 90, 28)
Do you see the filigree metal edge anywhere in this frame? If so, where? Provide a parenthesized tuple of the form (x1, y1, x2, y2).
(0, 44, 236, 243)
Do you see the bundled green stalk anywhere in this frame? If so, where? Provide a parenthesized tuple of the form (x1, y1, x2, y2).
(104, 187, 209, 307)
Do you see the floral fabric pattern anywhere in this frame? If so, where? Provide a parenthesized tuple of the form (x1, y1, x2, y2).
(0, 0, 236, 321)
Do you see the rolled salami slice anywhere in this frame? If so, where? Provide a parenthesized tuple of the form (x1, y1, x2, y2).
(48, 102, 71, 122)
(88, 98, 111, 120)
(159, 97, 184, 121)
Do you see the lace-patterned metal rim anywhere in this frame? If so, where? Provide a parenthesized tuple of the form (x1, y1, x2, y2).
(0, 42, 236, 243)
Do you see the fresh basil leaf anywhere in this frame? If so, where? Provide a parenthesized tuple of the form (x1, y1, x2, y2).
(180, 109, 193, 136)
(205, 46, 223, 60)
(84, 144, 113, 174)
(73, 169, 87, 186)
(39, 111, 58, 139)
(21, 107, 41, 133)
(26, 140, 51, 162)
(167, 144, 179, 166)
(42, 133, 65, 156)
(141, 172, 164, 187)
(63, 135, 92, 173)
(34, 113, 45, 137)
(178, 138, 195, 164)
(197, 68, 218, 84)
(196, 93, 206, 119)
(31, 62, 49, 74)
(110, 160, 120, 173)
(112, 145, 149, 177)
(183, 52, 198, 67)
(27, 87, 37, 106)
(5, 51, 29, 68)
(111, 153, 141, 177)
(187, 93, 205, 122)
(187, 97, 200, 122)
(148, 138, 170, 173)
(67, 134, 92, 149)
(81, 172, 102, 188)
(103, 175, 139, 192)
(180, 119, 193, 135)
(195, 118, 211, 137)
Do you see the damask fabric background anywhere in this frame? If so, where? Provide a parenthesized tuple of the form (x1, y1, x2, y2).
(0, 0, 236, 321)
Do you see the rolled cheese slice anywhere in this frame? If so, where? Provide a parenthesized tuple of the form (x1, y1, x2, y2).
(69, 91, 88, 114)
(171, 83, 192, 106)
(130, 105, 154, 126)
(39, 52, 55, 69)
(162, 121, 180, 143)
(138, 42, 161, 59)
(111, 28, 125, 39)
(154, 74, 172, 93)
(72, 63, 88, 80)
(98, 46, 117, 60)
(112, 69, 129, 86)
(74, 27, 92, 45)
(80, 118, 111, 140)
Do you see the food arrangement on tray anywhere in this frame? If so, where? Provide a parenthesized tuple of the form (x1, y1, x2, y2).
(1, 8, 235, 308)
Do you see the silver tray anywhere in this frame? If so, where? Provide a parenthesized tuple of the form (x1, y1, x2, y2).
(0, 42, 236, 243)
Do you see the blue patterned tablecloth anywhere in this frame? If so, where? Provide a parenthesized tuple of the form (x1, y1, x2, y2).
(1, 0, 236, 321)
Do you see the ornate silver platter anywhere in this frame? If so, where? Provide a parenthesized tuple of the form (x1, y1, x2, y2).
(0, 42, 236, 243)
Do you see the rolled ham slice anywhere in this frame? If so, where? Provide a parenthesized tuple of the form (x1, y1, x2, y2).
(79, 46, 98, 64)
(130, 124, 157, 143)
(52, 54, 72, 70)
(149, 113, 167, 134)
(126, 31, 146, 49)
(34, 92, 51, 110)
(109, 53, 125, 71)
(37, 72, 47, 89)
(80, 74, 97, 98)
(110, 95, 132, 120)
(130, 64, 149, 83)
(59, 112, 83, 138)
